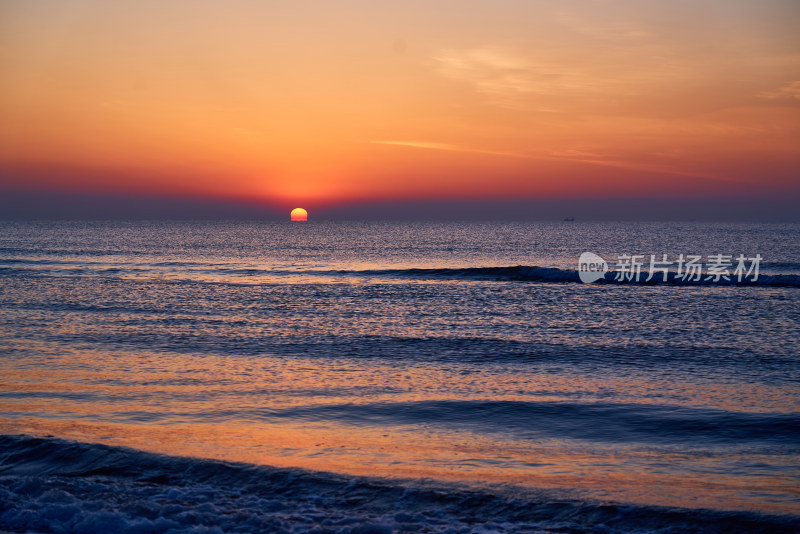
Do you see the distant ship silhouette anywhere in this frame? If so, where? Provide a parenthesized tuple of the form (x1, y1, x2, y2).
(563, 217, 575, 222)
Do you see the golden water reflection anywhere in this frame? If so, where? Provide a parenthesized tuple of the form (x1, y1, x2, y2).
(1, 346, 798, 515)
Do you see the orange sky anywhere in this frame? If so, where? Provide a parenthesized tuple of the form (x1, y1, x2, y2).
(1, 0, 799, 208)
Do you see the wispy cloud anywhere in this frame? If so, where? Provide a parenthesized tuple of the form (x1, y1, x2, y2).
(365, 140, 720, 180)
(365, 140, 529, 159)
(431, 47, 540, 107)
(759, 81, 800, 101)
(554, 12, 654, 42)
(430, 45, 661, 110)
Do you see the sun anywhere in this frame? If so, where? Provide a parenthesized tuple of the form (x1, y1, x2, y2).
(290, 207, 308, 221)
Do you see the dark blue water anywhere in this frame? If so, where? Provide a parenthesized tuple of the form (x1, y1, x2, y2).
(1, 221, 799, 532)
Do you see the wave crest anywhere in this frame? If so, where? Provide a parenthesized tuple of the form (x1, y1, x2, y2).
(353, 265, 800, 287)
(1, 435, 798, 533)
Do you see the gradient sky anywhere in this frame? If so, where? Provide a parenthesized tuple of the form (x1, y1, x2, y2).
(1, 0, 799, 212)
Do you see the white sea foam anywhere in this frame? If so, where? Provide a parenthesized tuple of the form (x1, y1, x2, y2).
(1, 435, 797, 534)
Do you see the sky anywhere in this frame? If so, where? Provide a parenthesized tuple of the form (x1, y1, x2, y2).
(1, 0, 799, 219)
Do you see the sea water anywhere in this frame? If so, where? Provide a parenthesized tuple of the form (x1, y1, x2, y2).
(1, 220, 799, 532)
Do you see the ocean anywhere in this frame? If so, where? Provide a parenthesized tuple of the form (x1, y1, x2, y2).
(1, 220, 799, 533)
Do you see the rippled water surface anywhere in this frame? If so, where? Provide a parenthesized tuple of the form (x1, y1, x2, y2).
(1, 221, 799, 530)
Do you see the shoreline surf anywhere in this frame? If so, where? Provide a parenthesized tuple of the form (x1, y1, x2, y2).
(1, 434, 798, 533)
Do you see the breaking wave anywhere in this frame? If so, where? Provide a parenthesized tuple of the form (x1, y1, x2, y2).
(1, 435, 798, 533)
(349, 265, 800, 286)
(2, 259, 800, 287)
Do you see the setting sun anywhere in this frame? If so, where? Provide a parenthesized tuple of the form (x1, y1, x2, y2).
(290, 208, 308, 221)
